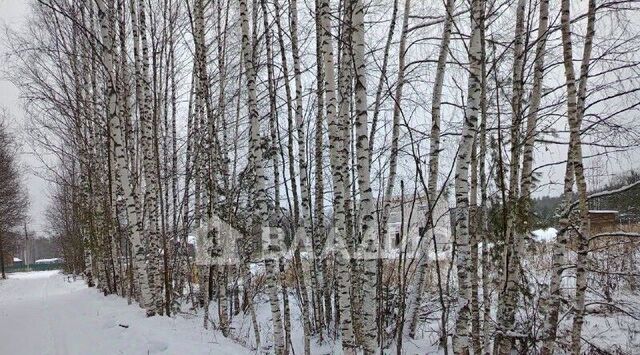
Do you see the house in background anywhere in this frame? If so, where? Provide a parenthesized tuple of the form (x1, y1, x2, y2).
(1, 253, 25, 267)
(12, 257, 24, 266)
(532, 211, 622, 251)
(34, 258, 63, 265)
(13, 235, 58, 265)
(383, 194, 452, 257)
(588, 210, 619, 234)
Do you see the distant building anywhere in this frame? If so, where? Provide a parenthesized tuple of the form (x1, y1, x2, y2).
(35, 258, 63, 265)
(588, 210, 619, 233)
(554, 210, 622, 250)
(533, 211, 624, 252)
(14, 236, 58, 265)
(12, 257, 24, 266)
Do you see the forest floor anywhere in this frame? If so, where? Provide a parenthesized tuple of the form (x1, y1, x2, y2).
(0, 270, 248, 355)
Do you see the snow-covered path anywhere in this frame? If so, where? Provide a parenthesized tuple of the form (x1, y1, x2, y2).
(0, 271, 248, 355)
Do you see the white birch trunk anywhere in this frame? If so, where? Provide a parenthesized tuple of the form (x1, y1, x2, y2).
(319, 0, 356, 350)
(238, 0, 285, 352)
(453, 0, 484, 352)
(95, 0, 152, 314)
(287, 0, 314, 349)
(136, 0, 162, 316)
(495, 0, 527, 351)
(351, 0, 377, 350)
(567, 0, 596, 352)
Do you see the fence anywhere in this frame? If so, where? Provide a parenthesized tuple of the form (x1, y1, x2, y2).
(4, 263, 65, 273)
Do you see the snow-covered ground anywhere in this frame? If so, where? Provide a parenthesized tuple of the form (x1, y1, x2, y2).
(0, 271, 248, 355)
(0, 270, 439, 354)
(5, 269, 633, 354)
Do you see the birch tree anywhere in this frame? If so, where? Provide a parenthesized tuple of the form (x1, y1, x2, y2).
(562, 0, 597, 352)
(541, 0, 597, 352)
(350, 0, 379, 350)
(494, 0, 528, 351)
(0, 118, 28, 280)
(453, 0, 485, 352)
(239, 0, 285, 352)
(95, 0, 154, 314)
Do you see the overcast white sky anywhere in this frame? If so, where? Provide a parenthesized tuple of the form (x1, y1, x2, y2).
(0, 0, 48, 235)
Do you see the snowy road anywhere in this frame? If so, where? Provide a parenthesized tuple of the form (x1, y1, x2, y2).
(0, 271, 247, 355)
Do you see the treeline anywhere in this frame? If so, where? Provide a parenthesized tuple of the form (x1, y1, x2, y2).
(533, 170, 640, 227)
(0, 115, 29, 279)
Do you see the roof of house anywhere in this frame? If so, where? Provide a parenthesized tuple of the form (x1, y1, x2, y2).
(34, 258, 62, 264)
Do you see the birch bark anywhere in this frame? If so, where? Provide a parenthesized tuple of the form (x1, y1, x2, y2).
(287, 0, 314, 349)
(239, 0, 285, 352)
(495, 0, 527, 350)
(313, 0, 330, 332)
(351, 0, 378, 350)
(136, 0, 163, 316)
(319, 0, 356, 350)
(568, 0, 596, 352)
(541, 0, 596, 352)
(453, 0, 484, 352)
(95, 0, 152, 314)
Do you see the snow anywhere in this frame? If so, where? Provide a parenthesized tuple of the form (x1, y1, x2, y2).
(532, 227, 558, 242)
(2, 260, 632, 354)
(8, 269, 61, 279)
(0, 271, 249, 354)
(13, 257, 22, 262)
(588, 210, 619, 214)
(34, 258, 63, 264)
(249, 262, 265, 276)
(207, 293, 441, 354)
